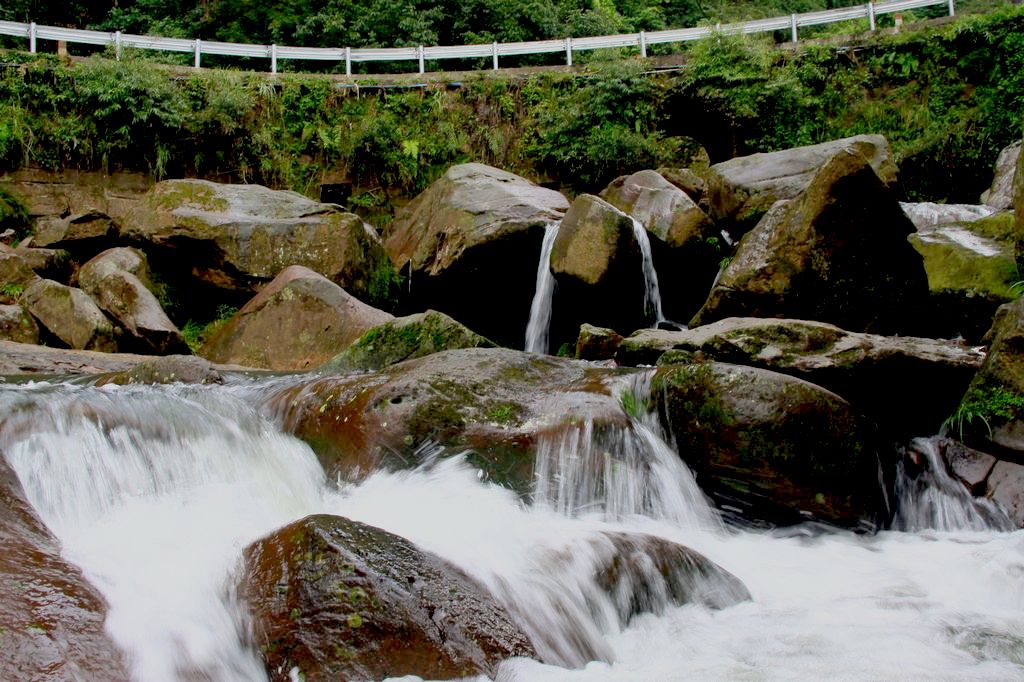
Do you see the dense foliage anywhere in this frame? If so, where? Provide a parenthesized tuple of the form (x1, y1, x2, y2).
(0, 7, 1022, 221)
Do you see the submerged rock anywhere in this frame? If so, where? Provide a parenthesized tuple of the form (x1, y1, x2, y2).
(706, 134, 898, 231)
(0, 458, 130, 680)
(384, 163, 568, 346)
(21, 279, 117, 352)
(94, 355, 224, 386)
(321, 309, 494, 372)
(619, 317, 983, 437)
(652, 361, 890, 529)
(203, 265, 393, 371)
(692, 149, 928, 335)
(239, 514, 536, 681)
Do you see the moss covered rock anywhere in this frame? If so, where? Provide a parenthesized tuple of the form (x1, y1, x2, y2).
(692, 149, 928, 335)
(321, 310, 494, 372)
(0, 304, 39, 344)
(0, 252, 38, 304)
(621, 317, 981, 438)
(652, 361, 890, 529)
(203, 265, 392, 371)
(239, 514, 536, 682)
(123, 179, 394, 304)
(264, 347, 629, 492)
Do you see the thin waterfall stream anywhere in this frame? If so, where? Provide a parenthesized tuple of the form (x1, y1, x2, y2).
(0, 377, 1022, 681)
(629, 217, 666, 326)
(525, 221, 561, 354)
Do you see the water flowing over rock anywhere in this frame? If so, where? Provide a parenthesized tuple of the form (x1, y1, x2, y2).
(122, 179, 392, 303)
(21, 279, 117, 351)
(692, 149, 929, 335)
(981, 140, 1021, 209)
(0, 304, 39, 344)
(321, 309, 495, 373)
(94, 355, 225, 386)
(78, 248, 188, 355)
(549, 195, 656, 345)
(0, 458, 130, 680)
(384, 163, 569, 347)
(239, 514, 536, 681)
(652, 361, 890, 529)
(706, 134, 898, 231)
(619, 317, 983, 437)
(264, 347, 628, 490)
(203, 265, 392, 371)
(525, 221, 561, 354)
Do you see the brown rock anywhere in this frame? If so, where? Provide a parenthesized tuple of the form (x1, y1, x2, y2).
(575, 323, 623, 361)
(0, 304, 40, 344)
(0, 251, 38, 304)
(987, 459, 1024, 527)
(203, 265, 392, 370)
(21, 279, 116, 351)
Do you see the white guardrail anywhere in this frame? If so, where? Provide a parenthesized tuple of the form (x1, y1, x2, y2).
(0, 0, 954, 75)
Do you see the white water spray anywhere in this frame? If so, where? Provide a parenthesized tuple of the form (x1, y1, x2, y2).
(525, 221, 561, 353)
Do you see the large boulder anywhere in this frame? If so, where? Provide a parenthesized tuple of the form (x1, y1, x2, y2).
(0, 304, 40, 344)
(33, 210, 119, 254)
(0, 458, 130, 679)
(599, 170, 721, 322)
(122, 179, 394, 306)
(620, 317, 982, 438)
(321, 310, 495, 372)
(384, 163, 569, 347)
(908, 212, 1018, 341)
(548, 195, 655, 345)
(78, 249, 188, 355)
(238, 514, 535, 681)
(981, 140, 1021, 210)
(0, 251, 38, 304)
(263, 347, 629, 492)
(21, 279, 117, 352)
(706, 134, 898, 231)
(203, 265, 393, 371)
(652, 361, 890, 529)
(691, 149, 929, 335)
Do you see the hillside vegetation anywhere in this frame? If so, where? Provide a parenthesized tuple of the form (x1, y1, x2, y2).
(0, 6, 1022, 225)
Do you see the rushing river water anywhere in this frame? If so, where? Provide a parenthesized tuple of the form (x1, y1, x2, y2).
(0, 376, 1022, 681)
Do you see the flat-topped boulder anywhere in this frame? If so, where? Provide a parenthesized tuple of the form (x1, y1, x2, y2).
(122, 179, 394, 303)
(203, 265, 393, 371)
(692, 149, 929, 335)
(384, 163, 569, 346)
(706, 134, 898, 231)
(620, 317, 983, 437)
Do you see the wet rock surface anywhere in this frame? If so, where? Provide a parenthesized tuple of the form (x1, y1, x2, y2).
(239, 513, 536, 681)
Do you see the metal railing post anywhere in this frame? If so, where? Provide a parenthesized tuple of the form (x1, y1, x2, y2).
(492, 41, 498, 70)
(29, 22, 36, 53)
(868, 2, 876, 31)
(114, 30, 122, 60)
(194, 38, 201, 68)
(418, 45, 424, 74)
(790, 14, 798, 42)
(948, 0, 955, 16)
(565, 37, 572, 66)
(270, 43, 277, 74)
(345, 47, 351, 76)
(639, 31, 647, 58)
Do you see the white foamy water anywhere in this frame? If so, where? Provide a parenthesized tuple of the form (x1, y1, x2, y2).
(525, 221, 561, 354)
(0, 378, 1021, 682)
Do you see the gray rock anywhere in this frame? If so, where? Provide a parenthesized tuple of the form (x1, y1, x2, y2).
(692, 149, 928, 335)
(384, 163, 569, 347)
(987, 459, 1024, 527)
(203, 265, 393, 371)
(942, 439, 998, 494)
(0, 304, 39, 344)
(900, 201, 997, 229)
(600, 169, 713, 248)
(706, 134, 898, 228)
(123, 179, 393, 302)
(21, 279, 116, 351)
(33, 210, 118, 249)
(78, 247, 152, 293)
(981, 140, 1021, 210)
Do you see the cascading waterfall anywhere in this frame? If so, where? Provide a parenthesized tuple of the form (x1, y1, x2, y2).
(525, 220, 561, 354)
(894, 436, 1013, 532)
(629, 217, 666, 326)
(1, 377, 1023, 682)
